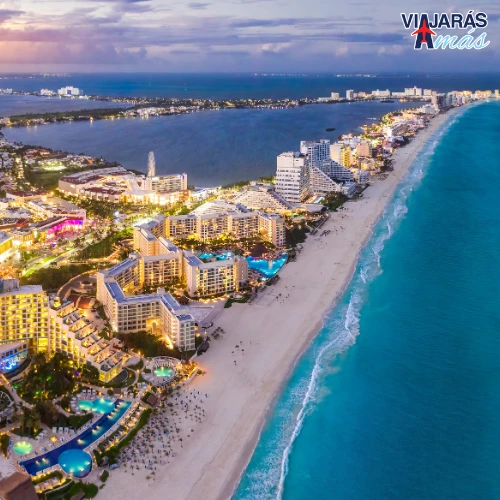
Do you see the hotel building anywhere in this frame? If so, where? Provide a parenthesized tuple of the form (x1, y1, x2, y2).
(163, 209, 286, 247)
(58, 167, 187, 206)
(48, 297, 127, 383)
(276, 152, 309, 203)
(232, 184, 292, 213)
(97, 273, 197, 351)
(144, 173, 188, 194)
(0, 279, 128, 382)
(0, 279, 49, 352)
(0, 232, 13, 261)
(356, 140, 373, 158)
(57, 86, 81, 96)
(330, 143, 352, 167)
(300, 140, 331, 166)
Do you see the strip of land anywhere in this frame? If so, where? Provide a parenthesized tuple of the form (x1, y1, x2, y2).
(105, 107, 463, 500)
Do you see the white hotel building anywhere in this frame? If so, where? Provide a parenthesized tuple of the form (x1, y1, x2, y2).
(276, 152, 309, 203)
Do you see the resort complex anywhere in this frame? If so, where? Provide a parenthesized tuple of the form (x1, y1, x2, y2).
(0, 278, 127, 382)
(0, 80, 489, 500)
(58, 164, 188, 205)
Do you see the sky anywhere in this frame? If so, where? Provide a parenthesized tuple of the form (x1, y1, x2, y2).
(1, 0, 500, 72)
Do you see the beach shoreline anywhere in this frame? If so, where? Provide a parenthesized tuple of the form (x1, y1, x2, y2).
(105, 106, 464, 500)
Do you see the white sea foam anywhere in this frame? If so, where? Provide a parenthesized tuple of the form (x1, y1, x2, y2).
(236, 106, 473, 500)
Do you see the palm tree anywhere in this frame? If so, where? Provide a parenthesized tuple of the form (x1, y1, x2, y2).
(31, 408, 41, 434)
(18, 410, 26, 434)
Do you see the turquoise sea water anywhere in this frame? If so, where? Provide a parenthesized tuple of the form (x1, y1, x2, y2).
(235, 101, 500, 499)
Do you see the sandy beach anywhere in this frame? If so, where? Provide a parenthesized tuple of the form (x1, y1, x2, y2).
(105, 107, 462, 500)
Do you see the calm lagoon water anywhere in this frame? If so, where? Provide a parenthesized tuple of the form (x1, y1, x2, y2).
(4, 101, 418, 186)
(235, 101, 500, 499)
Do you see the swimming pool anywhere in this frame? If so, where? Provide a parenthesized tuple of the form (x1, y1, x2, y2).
(58, 449, 92, 478)
(199, 252, 233, 261)
(77, 397, 115, 414)
(154, 367, 174, 378)
(91, 398, 115, 414)
(77, 400, 94, 412)
(246, 253, 288, 278)
(20, 399, 131, 476)
(13, 441, 33, 455)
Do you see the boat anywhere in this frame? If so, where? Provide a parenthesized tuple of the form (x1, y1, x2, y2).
(380, 99, 395, 103)
(325, 127, 336, 132)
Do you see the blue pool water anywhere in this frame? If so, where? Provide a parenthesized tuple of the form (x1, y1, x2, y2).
(21, 400, 131, 476)
(58, 449, 92, 478)
(198, 253, 214, 260)
(199, 252, 233, 261)
(77, 400, 94, 412)
(91, 398, 115, 414)
(13, 441, 33, 455)
(246, 254, 288, 279)
(154, 367, 174, 378)
(199, 252, 287, 278)
(236, 102, 500, 499)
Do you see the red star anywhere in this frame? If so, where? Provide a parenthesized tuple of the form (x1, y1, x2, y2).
(411, 19, 436, 43)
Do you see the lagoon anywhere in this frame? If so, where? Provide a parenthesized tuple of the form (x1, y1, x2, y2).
(4, 101, 418, 186)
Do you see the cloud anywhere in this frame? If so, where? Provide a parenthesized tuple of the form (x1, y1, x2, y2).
(1, 0, 498, 72)
(188, 2, 210, 9)
(0, 8, 25, 24)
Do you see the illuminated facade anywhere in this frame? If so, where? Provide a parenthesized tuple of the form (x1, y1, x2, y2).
(0, 342, 28, 373)
(0, 279, 49, 352)
(0, 232, 13, 261)
(48, 297, 127, 383)
(163, 210, 285, 247)
(0, 279, 126, 382)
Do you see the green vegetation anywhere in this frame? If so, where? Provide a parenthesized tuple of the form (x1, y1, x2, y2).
(0, 433, 9, 457)
(78, 228, 133, 259)
(104, 368, 135, 389)
(11, 405, 42, 437)
(0, 385, 13, 402)
(224, 294, 249, 308)
(63, 481, 99, 499)
(127, 359, 144, 370)
(16, 353, 99, 403)
(99, 470, 109, 482)
(20, 263, 93, 291)
(117, 330, 184, 359)
(55, 191, 138, 219)
(321, 192, 348, 212)
(9, 107, 131, 124)
(24, 168, 65, 191)
(11, 420, 43, 438)
(32, 470, 63, 486)
(285, 224, 310, 247)
(39, 479, 73, 500)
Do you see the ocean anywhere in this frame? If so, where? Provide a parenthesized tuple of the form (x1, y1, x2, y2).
(3, 101, 418, 186)
(1, 73, 500, 99)
(234, 101, 500, 499)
